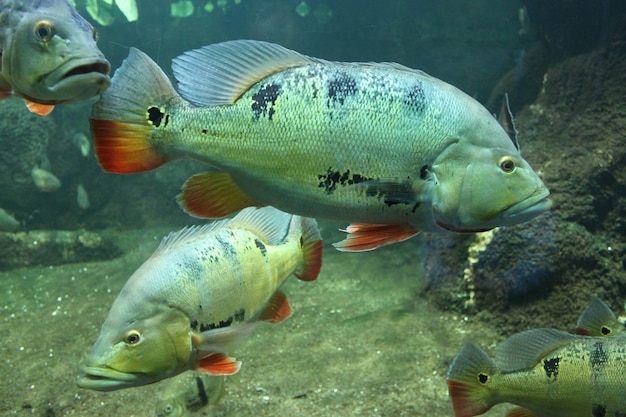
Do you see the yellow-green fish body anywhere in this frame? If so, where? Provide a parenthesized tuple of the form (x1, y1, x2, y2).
(447, 328, 626, 417)
(0, 0, 110, 115)
(91, 40, 551, 250)
(78, 207, 322, 391)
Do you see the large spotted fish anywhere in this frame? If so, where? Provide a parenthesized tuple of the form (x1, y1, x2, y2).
(90, 40, 551, 251)
(446, 328, 626, 417)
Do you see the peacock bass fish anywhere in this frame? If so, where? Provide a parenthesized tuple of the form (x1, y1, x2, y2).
(77, 207, 322, 391)
(446, 328, 626, 417)
(90, 40, 551, 251)
(0, 0, 110, 115)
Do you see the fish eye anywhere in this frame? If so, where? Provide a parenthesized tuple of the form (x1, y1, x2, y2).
(499, 157, 516, 173)
(35, 20, 55, 42)
(125, 330, 141, 345)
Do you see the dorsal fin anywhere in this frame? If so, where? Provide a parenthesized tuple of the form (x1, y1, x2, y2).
(497, 93, 519, 151)
(228, 206, 292, 245)
(151, 207, 292, 257)
(171, 40, 314, 107)
(151, 220, 232, 257)
(495, 328, 576, 372)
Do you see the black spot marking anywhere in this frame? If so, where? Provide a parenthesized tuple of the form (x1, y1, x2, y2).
(592, 404, 606, 417)
(403, 82, 426, 112)
(195, 376, 209, 406)
(419, 165, 430, 180)
(201, 129, 207, 134)
(317, 168, 372, 194)
(251, 83, 281, 121)
(477, 373, 488, 384)
(190, 319, 199, 330)
(327, 73, 357, 106)
(216, 235, 237, 257)
(543, 357, 560, 379)
(591, 341, 609, 368)
(365, 178, 417, 207)
(255, 238, 267, 256)
(147, 106, 165, 127)
(234, 308, 246, 322)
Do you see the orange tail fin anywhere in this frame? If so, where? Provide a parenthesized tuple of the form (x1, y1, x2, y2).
(90, 47, 183, 173)
(90, 119, 167, 173)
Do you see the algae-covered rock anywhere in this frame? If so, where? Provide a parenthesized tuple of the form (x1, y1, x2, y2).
(422, 40, 626, 333)
(0, 229, 122, 270)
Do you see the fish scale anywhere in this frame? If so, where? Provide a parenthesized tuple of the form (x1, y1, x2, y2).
(90, 40, 551, 250)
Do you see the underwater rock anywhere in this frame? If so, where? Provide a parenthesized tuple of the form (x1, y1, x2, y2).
(423, 214, 557, 309)
(0, 229, 122, 270)
(423, 39, 626, 333)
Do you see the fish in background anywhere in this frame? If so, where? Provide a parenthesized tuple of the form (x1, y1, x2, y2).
(89, 40, 551, 252)
(78, 206, 322, 391)
(31, 165, 61, 191)
(574, 296, 626, 337)
(446, 328, 626, 417)
(0, 207, 20, 231)
(0, 0, 110, 115)
(155, 373, 226, 417)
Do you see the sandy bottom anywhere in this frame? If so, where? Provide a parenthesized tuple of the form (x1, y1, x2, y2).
(1, 225, 513, 417)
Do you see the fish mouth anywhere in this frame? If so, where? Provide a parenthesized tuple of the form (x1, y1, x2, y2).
(502, 187, 552, 221)
(44, 57, 111, 100)
(77, 365, 141, 392)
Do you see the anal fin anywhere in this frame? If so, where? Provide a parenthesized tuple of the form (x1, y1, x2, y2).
(177, 171, 260, 218)
(258, 290, 292, 324)
(333, 223, 419, 252)
(506, 407, 539, 417)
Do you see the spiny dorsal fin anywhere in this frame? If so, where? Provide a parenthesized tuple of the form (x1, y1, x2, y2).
(171, 40, 314, 107)
(497, 93, 519, 151)
(152, 220, 232, 257)
(152, 207, 292, 257)
(228, 206, 292, 245)
(495, 328, 577, 372)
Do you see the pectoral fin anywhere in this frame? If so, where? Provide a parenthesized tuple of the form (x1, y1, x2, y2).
(333, 223, 419, 252)
(196, 352, 241, 376)
(25, 100, 54, 116)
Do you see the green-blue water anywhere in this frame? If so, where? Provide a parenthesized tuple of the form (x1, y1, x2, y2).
(1, 1, 625, 416)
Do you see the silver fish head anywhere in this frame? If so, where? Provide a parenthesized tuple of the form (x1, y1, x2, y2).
(3, 0, 110, 104)
(78, 306, 191, 391)
(431, 142, 551, 232)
